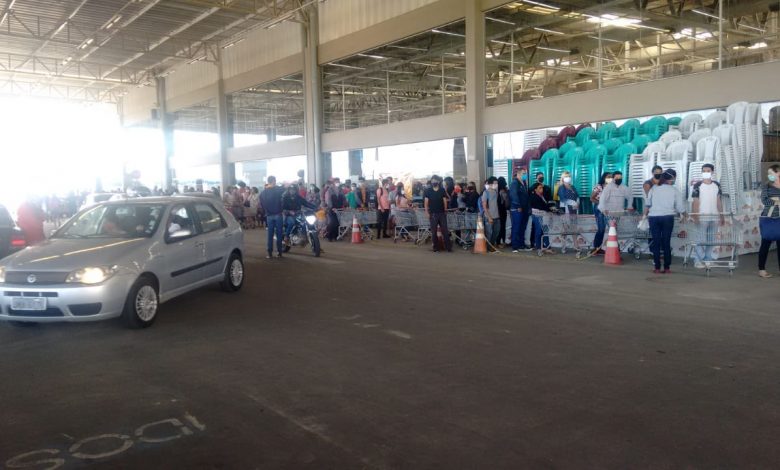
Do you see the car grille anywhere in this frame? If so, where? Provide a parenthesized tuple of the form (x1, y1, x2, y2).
(5, 272, 69, 285)
(6, 307, 64, 317)
(69, 303, 102, 316)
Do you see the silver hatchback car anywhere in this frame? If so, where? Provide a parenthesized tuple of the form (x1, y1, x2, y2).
(0, 196, 244, 328)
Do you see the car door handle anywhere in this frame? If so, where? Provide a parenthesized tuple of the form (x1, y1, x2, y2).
(223, 232, 232, 238)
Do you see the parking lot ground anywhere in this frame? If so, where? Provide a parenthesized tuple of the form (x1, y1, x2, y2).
(2, 231, 780, 469)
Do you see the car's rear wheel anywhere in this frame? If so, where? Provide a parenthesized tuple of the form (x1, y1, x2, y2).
(122, 276, 158, 329)
(221, 253, 244, 292)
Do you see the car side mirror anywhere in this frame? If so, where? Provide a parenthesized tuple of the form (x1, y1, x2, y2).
(168, 229, 192, 240)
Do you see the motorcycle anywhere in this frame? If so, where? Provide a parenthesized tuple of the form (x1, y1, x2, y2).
(283, 210, 321, 257)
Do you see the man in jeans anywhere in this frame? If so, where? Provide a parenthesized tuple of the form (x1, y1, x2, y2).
(509, 167, 531, 252)
(691, 163, 724, 268)
(424, 175, 452, 252)
(260, 176, 285, 259)
(482, 176, 500, 252)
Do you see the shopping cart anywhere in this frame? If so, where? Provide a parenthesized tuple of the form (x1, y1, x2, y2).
(680, 213, 740, 276)
(602, 210, 647, 260)
(543, 211, 586, 257)
(414, 208, 431, 245)
(392, 209, 416, 242)
(455, 212, 479, 249)
(334, 208, 355, 240)
(355, 209, 377, 241)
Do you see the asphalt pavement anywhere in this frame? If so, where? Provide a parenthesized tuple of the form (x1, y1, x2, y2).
(1, 231, 779, 469)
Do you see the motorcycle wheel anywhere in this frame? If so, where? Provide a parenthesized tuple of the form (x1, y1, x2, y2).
(311, 233, 321, 257)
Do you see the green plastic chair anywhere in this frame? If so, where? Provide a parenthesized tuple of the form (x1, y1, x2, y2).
(601, 153, 630, 184)
(596, 122, 617, 142)
(667, 116, 682, 127)
(573, 147, 602, 215)
(530, 149, 556, 184)
(641, 116, 668, 141)
(618, 119, 641, 143)
(552, 148, 577, 186)
(582, 139, 600, 154)
(575, 127, 596, 147)
(558, 141, 577, 157)
(631, 134, 651, 153)
(604, 137, 623, 154)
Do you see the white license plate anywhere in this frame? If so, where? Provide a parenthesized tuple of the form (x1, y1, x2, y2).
(11, 297, 47, 311)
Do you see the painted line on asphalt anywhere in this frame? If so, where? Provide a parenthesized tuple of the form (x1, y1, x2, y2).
(385, 330, 412, 340)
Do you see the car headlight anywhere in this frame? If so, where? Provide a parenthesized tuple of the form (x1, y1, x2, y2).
(66, 266, 117, 285)
(0, 267, 5, 283)
(305, 215, 317, 225)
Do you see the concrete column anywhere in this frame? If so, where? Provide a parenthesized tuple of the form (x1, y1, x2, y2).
(464, 0, 486, 185)
(348, 149, 363, 177)
(155, 76, 174, 191)
(215, 51, 234, 193)
(453, 138, 467, 181)
(302, 4, 324, 185)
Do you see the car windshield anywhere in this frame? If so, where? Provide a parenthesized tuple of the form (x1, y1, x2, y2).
(54, 204, 165, 239)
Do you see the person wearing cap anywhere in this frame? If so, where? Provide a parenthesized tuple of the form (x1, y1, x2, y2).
(424, 175, 452, 252)
(644, 169, 686, 274)
(690, 163, 724, 268)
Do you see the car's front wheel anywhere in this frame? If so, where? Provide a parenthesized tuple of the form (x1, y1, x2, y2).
(220, 253, 244, 292)
(122, 276, 159, 329)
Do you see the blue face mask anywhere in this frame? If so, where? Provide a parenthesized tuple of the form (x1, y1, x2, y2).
(521, 174, 528, 181)
(769, 174, 777, 183)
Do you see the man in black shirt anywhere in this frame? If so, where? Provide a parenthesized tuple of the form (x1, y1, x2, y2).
(260, 176, 286, 259)
(424, 175, 452, 252)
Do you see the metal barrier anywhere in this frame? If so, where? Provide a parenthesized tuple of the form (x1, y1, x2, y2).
(680, 213, 740, 275)
(334, 209, 355, 240)
(601, 210, 649, 259)
(541, 212, 587, 257)
(414, 208, 431, 245)
(392, 209, 416, 242)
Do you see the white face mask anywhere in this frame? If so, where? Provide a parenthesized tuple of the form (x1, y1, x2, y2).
(605, 178, 613, 185)
(563, 177, 572, 184)
(701, 172, 712, 180)
(484, 184, 490, 190)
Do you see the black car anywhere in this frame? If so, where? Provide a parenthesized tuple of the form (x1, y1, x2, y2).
(0, 205, 26, 260)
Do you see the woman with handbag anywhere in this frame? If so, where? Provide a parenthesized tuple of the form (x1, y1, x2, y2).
(758, 164, 780, 278)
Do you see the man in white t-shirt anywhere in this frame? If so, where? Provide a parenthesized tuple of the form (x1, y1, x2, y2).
(691, 163, 724, 268)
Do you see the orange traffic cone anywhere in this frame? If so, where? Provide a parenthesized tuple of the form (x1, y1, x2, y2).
(473, 216, 487, 254)
(603, 220, 622, 265)
(351, 215, 363, 244)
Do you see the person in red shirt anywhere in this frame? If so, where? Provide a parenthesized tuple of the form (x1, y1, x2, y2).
(17, 198, 46, 244)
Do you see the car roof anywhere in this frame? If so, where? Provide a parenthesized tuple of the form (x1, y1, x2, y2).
(102, 195, 219, 205)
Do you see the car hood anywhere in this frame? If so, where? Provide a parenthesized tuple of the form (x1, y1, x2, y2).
(2, 237, 149, 271)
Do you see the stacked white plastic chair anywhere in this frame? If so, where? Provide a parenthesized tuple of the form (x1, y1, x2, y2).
(713, 123, 740, 214)
(705, 110, 727, 130)
(695, 136, 720, 163)
(642, 141, 666, 159)
(688, 128, 712, 153)
(746, 103, 763, 188)
(660, 140, 693, 198)
(629, 152, 655, 199)
(679, 113, 703, 139)
(727, 102, 750, 190)
(659, 129, 682, 146)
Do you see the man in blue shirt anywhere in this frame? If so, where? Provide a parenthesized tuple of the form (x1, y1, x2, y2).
(509, 168, 532, 252)
(260, 176, 286, 259)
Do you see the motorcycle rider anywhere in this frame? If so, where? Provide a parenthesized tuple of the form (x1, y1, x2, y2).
(282, 184, 318, 245)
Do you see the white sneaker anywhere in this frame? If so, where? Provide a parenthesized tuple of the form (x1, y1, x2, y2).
(694, 261, 706, 269)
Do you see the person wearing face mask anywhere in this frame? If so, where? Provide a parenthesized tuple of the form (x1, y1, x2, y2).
(598, 171, 634, 217)
(496, 177, 509, 247)
(509, 168, 532, 252)
(530, 182, 555, 254)
(356, 177, 369, 209)
(690, 163, 724, 269)
(424, 175, 452, 252)
(376, 178, 392, 239)
(556, 171, 580, 214)
(644, 169, 686, 274)
(529, 172, 554, 247)
(463, 182, 480, 212)
(590, 172, 613, 255)
(643, 165, 664, 197)
(758, 164, 780, 278)
(482, 176, 501, 252)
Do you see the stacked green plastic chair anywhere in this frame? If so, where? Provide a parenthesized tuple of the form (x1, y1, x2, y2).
(576, 145, 607, 215)
(618, 119, 641, 143)
(552, 148, 577, 185)
(667, 116, 682, 127)
(631, 134, 651, 153)
(596, 122, 617, 142)
(558, 140, 577, 157)
(575, 127, 596, 147)
(604, 137, 623, 154)
(582, 139, 600, 154)
(530, 148, 556, 184)
(602, 142, 636, 183)
(641, 116, 668, 141)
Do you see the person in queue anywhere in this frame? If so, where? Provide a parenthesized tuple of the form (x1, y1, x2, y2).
(259, 176, 286, 259)
(482, 176, 501, 252)
(356, 177, 369, 209)
(643, 165, 664, 196)
(497, 177, 509, 248)
(395, 183, 410, 209)
(590, 172, 612, 255)
(509, 168, 531, 252)
(424, 175, 452, 252)
(599, 170, 634, 216)
(690, 163, 724, 269)
(758, 164, 780, 278)
(644, 169, 686, 274)
(529, 172, 554, 246)
(346, 183, 358, 209)
(556, 170, 580, 214)
(530, 182, 554, 255)
(376, 178, 392, 239)
(463, 182, 479, 212)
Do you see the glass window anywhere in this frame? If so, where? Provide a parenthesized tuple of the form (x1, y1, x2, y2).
(195, 203, 226, 233)
(55, 204, 165, 239)
(166, 205, 197, 240)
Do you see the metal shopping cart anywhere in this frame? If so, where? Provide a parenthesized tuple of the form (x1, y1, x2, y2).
(456, 212, 479, 249)
(414, 208, 431, 245)
(602, 210, 648, 260)
(543, 211, 586, 257)
(334, 209, 355, 240)
(355, 209, 377, 241)
(680, 213, 740, 276)
(392, 209, 416, 242)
